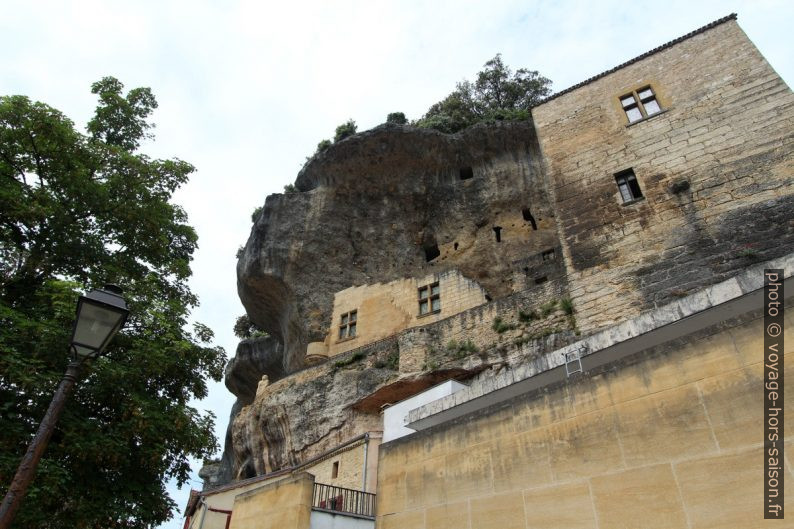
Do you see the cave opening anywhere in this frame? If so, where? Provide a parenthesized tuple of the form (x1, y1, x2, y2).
(424, 243, 440, 262)
(493, 226, 502, 242)
(522, 208, 538, 230)
(459, 166, 474, 180)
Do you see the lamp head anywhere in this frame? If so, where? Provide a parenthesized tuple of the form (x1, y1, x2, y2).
(70, 285, 129, 359)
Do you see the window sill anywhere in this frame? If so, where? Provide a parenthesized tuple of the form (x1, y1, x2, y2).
(620, 196, 646, 207)
(626, 108, 668, 127)
(417, 309, 441, 319)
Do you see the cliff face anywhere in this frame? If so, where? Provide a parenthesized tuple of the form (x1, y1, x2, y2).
(237, 121, 557, 373)
(212, 16, 794, 492)
(221, 120, 568, 482)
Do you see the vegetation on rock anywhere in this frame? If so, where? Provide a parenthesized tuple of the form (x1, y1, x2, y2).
(333, 119, 357, 142)
(386, 112, 407, 125)
(415, 54, 552, 133)
(0, 78, 226, 528)
(233, 314, 268, 339)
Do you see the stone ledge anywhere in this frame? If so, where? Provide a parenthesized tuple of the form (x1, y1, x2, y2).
(405, 251, 793, 430)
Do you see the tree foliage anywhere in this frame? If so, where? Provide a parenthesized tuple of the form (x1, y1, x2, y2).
(0, 77, 226, 528)
(232, 314, 268, 340)
(386, 112, 407, 125)
(333, 119, 357, 142)
(415, 54, 552, 133)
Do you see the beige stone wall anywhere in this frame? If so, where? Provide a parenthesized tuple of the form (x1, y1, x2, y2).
(228, 473, 314, 529)
(186, 475, 284, 529)
(300, 435, 381, 492)
(533, 19, 794, 332)
(315, 269, 488, 358)
(375, 310, 793, 528)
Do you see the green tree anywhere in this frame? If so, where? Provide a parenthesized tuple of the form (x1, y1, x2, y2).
(233, 314, 268, 340)
(333, 119, 357, 142)
(315, 138, 331, 154)
(0, 78, 226, 528)
(386, 112, 407, 125)
(416, 54, 552, 133)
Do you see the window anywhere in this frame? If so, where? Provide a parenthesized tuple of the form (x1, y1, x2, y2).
(541, 248, 555, 261)
(338, 310, 357, 340)
(620, 86, 661, 123)
(418, 282, 440, 315)
(331, 461, 339, 479)
(615, 169, 643, 203)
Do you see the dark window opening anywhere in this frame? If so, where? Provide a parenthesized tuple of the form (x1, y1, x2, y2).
(523, 266, 530, 275)
(493, 226, 502, 242)
(424, 243, 440, 262)
(615, 169, 643, 203)
(541, 249, 555, 261)
(522, 208, 537, 230)
(459, 166, 473, 180)
(535, 276, 548, 285)
(453, 242, 459, 250)
(331, 461, 339, 479)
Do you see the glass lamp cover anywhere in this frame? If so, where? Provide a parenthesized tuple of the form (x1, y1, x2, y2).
(71, 288, 128, 357)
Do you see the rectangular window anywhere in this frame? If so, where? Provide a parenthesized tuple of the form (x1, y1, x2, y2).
(418, 282, 440, 315)
(615, 169, 643, 203)
(338, 310, 357, 340)
(620, 86, 661, 123)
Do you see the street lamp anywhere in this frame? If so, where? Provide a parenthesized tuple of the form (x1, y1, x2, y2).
(0, 285, 129, 529)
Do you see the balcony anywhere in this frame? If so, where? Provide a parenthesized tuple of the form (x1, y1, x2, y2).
(312, 482, 376, 519)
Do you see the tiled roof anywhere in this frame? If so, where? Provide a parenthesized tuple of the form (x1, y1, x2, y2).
(537, 13, 738, 105)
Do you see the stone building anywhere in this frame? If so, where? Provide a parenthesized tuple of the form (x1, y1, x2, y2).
(186, 14, 793, 529)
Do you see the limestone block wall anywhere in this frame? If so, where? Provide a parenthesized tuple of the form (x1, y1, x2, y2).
(187, 477, 285, 529)
(375, 309, 793, 529)
(317, 270, 489, 358)
(301, 436, 381, 493)
(229, 473, 314, 529)
(533, 18, 794, 332)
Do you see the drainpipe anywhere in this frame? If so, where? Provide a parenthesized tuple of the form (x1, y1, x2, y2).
(361, 432, 370, 492)
(196, 499, 208, 529)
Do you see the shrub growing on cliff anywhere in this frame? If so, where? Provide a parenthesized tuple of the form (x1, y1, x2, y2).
(334, 119, 357, 142)
(234, 314, 269, 339)
(415, 54, 552, 133)
(316, 138, 331, 153)
(386, 112, 407, 124)
(0, 78, 226, 528)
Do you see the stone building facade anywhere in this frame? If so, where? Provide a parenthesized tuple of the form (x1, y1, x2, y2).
(193, 14, 793, 529)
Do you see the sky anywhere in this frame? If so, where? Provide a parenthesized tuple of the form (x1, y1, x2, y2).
(2, 1, 792, 527)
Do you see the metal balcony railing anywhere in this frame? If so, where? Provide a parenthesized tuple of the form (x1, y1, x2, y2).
(312, 482, 376, 519)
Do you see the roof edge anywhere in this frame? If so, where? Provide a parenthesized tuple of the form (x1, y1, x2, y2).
(536, 13, 738, 106)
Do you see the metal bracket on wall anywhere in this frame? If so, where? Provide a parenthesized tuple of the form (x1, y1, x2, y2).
(564, 347, 585, 377)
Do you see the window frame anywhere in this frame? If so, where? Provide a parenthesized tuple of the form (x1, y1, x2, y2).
(338, 310, 357, 341)
(614, 168, 644, 204)
(620, 85, 662, 124)
(418, 282, 441, 316)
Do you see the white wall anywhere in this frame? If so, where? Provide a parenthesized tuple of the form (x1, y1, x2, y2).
(382, 380, 468, 442)
(310, 510, 374, 529)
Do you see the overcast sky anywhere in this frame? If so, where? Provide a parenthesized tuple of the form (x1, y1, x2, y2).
(3, 1, 792, 527)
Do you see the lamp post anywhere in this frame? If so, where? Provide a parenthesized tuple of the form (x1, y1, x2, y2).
(0, 285, 129, 529)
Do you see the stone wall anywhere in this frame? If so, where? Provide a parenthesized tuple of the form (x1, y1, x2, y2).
(316, 269, 489, 359)
(229, 473, 314, 529)
(375, 309, 794, 529)
(533, 19, 794, 333)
